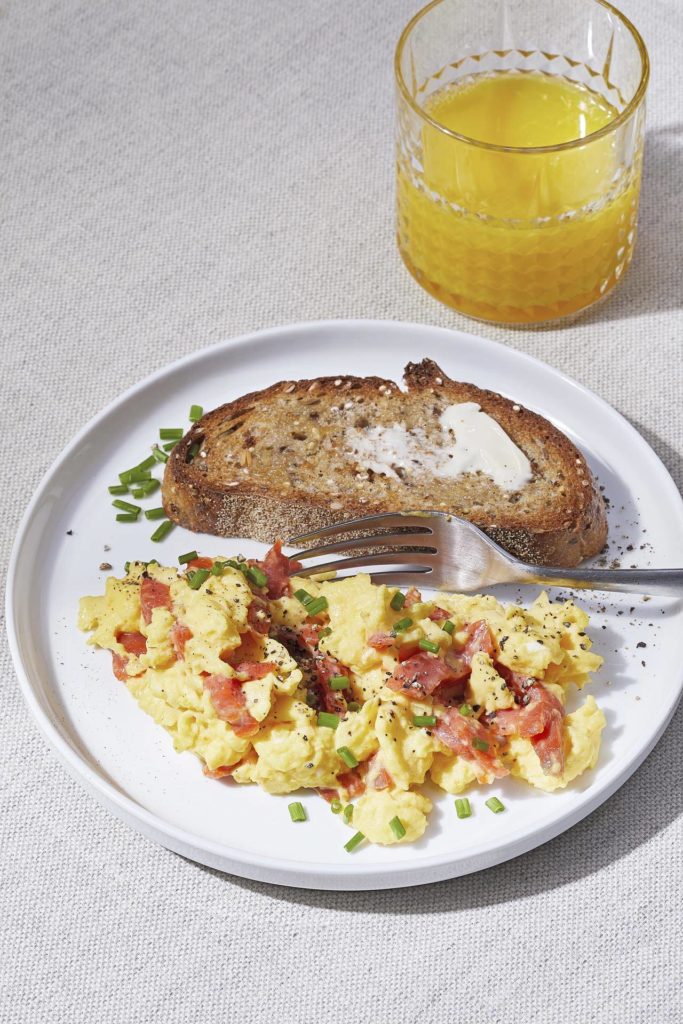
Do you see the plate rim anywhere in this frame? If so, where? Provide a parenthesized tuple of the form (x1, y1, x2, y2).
(7, 318, 683, 889)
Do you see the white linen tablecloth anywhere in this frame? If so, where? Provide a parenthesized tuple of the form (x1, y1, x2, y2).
(2, 1, 682, 1021)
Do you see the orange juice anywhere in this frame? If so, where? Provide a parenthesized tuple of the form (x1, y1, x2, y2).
(397, 71, 642, 323)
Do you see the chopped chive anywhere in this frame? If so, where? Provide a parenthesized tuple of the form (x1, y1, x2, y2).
(131, 480, 160, 499)
(178, 550, 199, 565)
(393, 616, 413, 632)
(330, 800, 342, 814)
(442, 620, 455, 635)
(246, 565, 268, 588)
(136, 455, 157, 472)
(347, 701, 360, 712)
(189, 404, 203, 422)
(413, 714, 437, 727)
(187, 442, 200, 461)
(319, 626, 332, 639)
(124, 561, 131, 573)
(210, 561, 225, 576)
(116, 513, 138, 523)
(472, 737, 489, 752)
(329, 675, 350, 691)
(108, 484, 128, 495)
(119, 467, 151, 484)
(112, 499, 142, 514)
(390, 591, 406, 611)
(294, 588, 313, 606)
(288, 801, 306, 823)
(485, 796, 505, 814)
(150, 520, 175, 542)
(304, 596, 328, 617)
(336, 746, 359, 768)
(159, 428, 183, 440)
(152, 447, 169, 464)
(455, 797, 472, 819)
(389, 816, 406, 840)
(225, 558, 248, 573)
(188, 568, 210, 590)
(317, 711, 339, 729)
(419, 638, 440, 654)
(342, 804, 354, 824)
(459, 703, 473, 717)
(162, 441, 177, 452)
(144, 506, 167, 520)
(344, 831, 365, 852)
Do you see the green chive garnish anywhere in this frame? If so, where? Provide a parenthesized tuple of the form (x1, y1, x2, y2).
(152, 447, 169, 464)
(150, 520, 175, 542)
(144, 507, 167, 520)
(419, 638, 440, 654)
(124, 561, 131, 573)
(288, 801, 306, 823)
(116, 513, 138, 523)
(136, 455, 157, 472)
(343, 805, 354, 824)
(344, 831, 364, 853)
(347, 701, 360, 712)
(178, 550, 198, 565)
(485, 797, 505, 814)
(188, 568, 210, 590)
(246, 565, 268, 588)
(472, 737, 489, 752)
(337, 746, 359, 768)
(108, 484, 128, 495)
(131, 480, 160, 499)
(389, 816, 406, 839)
(162, 441, 177, 452)
(317, 711, 339, 729)
(442, 620, 455, 635)
(455, 798, 472, 819)
(459, 703, 473, 717)
(393, 617, 413, 632)
(294, 588, 313, 606)
(319, 626, 332, 639)
(112, 499, 141, 515)
(413, 714, 437, 727)
(329, 675, 350, 691)
(390, 591, 406, 611)
(330, 800, 342, 814)
(210, 561, 225, 576)
(305, 596, 328, 617)
(189, 404, 203, 422)
(159, 428, 183, 440)
(119, 467, 151, 484)
(188, 442, 200, 461)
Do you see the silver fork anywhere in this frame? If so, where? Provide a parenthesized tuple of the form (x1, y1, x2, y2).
(288, 511, 683, 597)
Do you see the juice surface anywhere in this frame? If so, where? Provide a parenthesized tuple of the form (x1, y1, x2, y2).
(397, 70, 641, 323)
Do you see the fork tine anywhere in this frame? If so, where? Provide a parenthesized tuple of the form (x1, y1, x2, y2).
(291, 532, 437, 561)
(368, 569, 434, 585)
(293, 552, 435, 577)
(287, 512, 435, 546)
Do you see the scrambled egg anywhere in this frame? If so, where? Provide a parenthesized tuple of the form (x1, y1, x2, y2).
(79, 559, 606, 847)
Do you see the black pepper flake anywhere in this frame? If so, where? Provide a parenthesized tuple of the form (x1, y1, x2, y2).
(66, 530, 73, 536)
(636, 641, 647, 649)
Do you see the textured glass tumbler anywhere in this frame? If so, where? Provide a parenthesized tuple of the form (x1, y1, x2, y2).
(395, 0, 649, 324)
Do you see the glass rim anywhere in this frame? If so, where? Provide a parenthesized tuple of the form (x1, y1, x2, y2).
(395, 0, 650, 154)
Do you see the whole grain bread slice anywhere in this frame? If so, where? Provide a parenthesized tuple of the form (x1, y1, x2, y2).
(162, 359, 607, 567)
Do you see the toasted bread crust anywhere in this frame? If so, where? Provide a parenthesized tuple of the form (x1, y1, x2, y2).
(162, 359, 607, 567)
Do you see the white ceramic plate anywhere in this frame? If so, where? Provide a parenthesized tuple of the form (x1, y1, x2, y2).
(7, 320, 683, 890)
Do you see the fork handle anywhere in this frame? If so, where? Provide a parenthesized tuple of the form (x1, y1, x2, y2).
(517, 565, 683, 598)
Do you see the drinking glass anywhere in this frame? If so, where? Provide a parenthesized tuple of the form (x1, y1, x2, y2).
(395, 0, 649, 324)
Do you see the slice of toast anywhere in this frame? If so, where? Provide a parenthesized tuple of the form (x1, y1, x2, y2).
(162, 359, 607, 567)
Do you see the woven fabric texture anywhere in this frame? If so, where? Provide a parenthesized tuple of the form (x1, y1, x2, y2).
(1, 1, 682, 1021)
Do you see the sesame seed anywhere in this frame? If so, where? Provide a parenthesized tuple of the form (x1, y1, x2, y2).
(334, 379, 342, 386)
(512, 404, 521, 412)
(285, 383, 296, 393)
